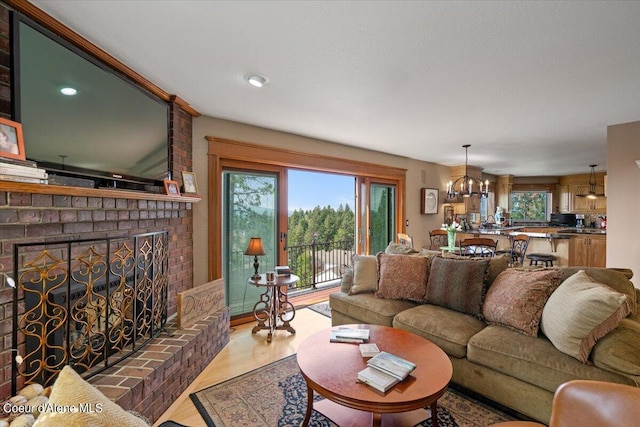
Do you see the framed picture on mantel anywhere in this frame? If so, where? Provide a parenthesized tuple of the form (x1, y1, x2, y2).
(164, 179, 180, 196)
(0, 117, 26, 161)
(181, 171, 198, 194)
(421, 188, 438, 214)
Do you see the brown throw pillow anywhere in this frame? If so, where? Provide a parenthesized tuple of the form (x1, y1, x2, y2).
(376, 253, 429, 302)
(483, 268, 562, 336)
(541, 270, 633, 363)
(425, 256, 490, 318)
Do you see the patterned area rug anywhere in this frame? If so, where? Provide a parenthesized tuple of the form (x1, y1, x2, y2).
(190, 355, 515, 427)
(307, 301, 332, 318)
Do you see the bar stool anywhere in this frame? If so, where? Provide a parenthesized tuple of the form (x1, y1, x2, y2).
(496, 234, 529, 266)
(526, 253, 557, 267)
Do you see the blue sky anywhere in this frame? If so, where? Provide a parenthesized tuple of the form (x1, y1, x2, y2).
(288, 170, 354, 212)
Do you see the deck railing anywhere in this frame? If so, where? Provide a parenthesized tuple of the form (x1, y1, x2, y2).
(287, 238, 355, 290)
(230, 238, 355, 291)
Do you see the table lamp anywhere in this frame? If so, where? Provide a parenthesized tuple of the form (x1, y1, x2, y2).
(245, 237, 266, 280)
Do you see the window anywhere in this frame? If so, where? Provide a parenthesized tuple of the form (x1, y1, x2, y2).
(207, 137, 405, 316)
(510, 192, 551, 221)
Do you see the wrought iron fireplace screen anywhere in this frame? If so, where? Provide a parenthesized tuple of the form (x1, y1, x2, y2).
(11, 231, 169, 394)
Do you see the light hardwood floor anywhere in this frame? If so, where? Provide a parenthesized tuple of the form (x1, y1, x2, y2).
(153, 305, 332, 426)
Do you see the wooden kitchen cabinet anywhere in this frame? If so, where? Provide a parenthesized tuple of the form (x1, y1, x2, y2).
(569, 235, 606, 267)
(571, 184, 606, 214)
(558, 184, 571, 213)
(449, 196, 480, 215)
(465, 197, 480, 213)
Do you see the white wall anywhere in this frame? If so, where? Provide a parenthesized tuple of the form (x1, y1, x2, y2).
(607, 120, 640, 288)
(191, 116, 450, 286)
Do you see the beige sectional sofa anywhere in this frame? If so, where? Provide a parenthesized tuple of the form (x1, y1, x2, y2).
(329, 247, 640, 424)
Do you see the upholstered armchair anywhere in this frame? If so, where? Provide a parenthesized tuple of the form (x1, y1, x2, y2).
(491, 380, 640, 427)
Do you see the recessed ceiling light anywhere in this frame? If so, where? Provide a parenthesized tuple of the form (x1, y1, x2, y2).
(60, 87, 78, 96)
(244, 73, 270, 88)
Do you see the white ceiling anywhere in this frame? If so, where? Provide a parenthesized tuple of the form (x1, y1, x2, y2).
(30, 1, 640, 176)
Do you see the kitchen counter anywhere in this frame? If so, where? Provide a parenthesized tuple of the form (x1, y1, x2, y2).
(474, 227, 571, 239)
(556, 228, 607, 235)
(472, 226, 606, 238)
(460, 226, 606, 268)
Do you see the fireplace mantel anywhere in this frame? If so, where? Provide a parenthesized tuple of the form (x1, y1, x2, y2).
(0, 181, 202, 203)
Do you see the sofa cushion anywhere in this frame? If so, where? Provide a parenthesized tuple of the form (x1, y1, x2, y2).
(592, 317, 640, 376)
(483, 268, 562, 336)
(425, 256, 490, 318)
(541, 270, 633, 363)
(376, 253, 429, 302)
(329, 291, 417, 327)
(349, 254, 378, 295)
(340, 267, 354, 293)
(467, 325, 636, 394)
(393, 304, 486, 358)
(384, 242, 419, 254)
(33, 365, 149, 427)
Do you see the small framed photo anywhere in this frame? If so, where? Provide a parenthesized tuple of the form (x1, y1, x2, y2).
(0, 117, 26, 161)
(181, 171, 198, 194)
(421, 188, 439, 214)
(164, 179, 181, 196)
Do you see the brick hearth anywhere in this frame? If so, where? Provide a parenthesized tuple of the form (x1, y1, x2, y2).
(90, 310, 230, 422)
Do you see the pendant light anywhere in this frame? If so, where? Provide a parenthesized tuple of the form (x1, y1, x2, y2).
(586, 165, 598, 199)
(446, 145, 488, 199)
(576, 165, 606, 199)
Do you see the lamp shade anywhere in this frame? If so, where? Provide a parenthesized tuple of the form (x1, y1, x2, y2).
(244, 237, 266, 256)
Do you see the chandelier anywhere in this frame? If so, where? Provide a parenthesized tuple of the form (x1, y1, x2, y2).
(446, 144, 488, 199)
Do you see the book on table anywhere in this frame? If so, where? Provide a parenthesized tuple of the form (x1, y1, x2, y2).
(357, 351, 416, 393)
(329, 327, 370, 343)
(357, 366, 399, 393)
(359, 343, 380, 357)
(275, 265, 291, 277)
(366, 351, 416, 381)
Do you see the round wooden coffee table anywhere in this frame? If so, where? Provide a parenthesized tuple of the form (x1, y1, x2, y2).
(297, 324, 453, 427)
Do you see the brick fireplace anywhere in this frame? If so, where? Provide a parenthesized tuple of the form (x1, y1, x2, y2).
(0, 186, 230, 422)
(0, 4, 229, 423)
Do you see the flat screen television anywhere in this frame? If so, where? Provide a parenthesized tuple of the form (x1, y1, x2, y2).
(13, 16, 170, 191)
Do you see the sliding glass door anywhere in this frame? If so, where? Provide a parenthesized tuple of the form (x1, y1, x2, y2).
(222, 170, 281, 316)
(370, 183, 396, 254)
(356, 178, 397, 254)
(209, 137, 406, 317)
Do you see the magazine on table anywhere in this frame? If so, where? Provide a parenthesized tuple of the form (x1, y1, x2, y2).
(366, 351, 416, 381)
(357, 366, 399, 393)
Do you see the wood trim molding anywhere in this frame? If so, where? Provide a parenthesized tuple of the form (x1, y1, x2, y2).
(5, 0, 200, 117)
(0, 181, 202, 203)
(206, 136, 407, 179)
(206, 136, 407, 280)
